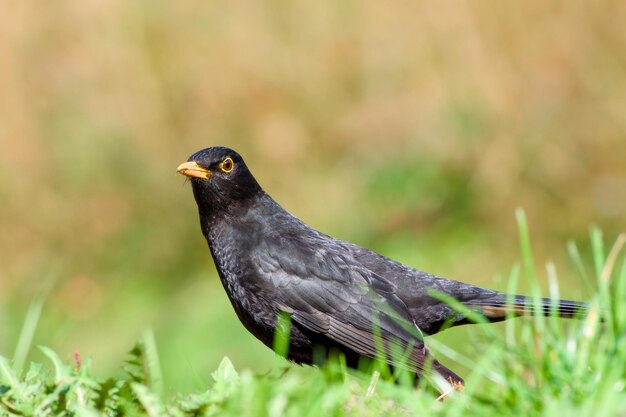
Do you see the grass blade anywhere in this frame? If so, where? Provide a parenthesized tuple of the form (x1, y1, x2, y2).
(12, 295, 45, 377)
(142, 329, 163, 396)
(516, 208, 537, 282)
(0, 356, 27, 401)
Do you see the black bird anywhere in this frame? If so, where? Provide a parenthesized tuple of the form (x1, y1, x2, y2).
(177, 146, 587, 389)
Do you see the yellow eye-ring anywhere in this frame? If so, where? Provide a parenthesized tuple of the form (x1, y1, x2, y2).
(220, 157, 234, 173)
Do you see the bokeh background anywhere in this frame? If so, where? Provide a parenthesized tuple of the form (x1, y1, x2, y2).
(1, 1, 625, 392)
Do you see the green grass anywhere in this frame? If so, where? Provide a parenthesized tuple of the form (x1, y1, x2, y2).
(1, 216, 625, 416)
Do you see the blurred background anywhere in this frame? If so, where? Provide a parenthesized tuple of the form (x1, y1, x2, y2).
(1, 1, 625, 393)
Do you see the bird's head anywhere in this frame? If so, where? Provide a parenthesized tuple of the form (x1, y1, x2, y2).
(177, 147, 262, 215)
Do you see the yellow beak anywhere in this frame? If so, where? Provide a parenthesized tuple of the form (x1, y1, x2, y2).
(177, 161, 211, 179)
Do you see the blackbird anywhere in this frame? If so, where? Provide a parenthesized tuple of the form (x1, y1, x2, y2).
(177, 146, 587, 389)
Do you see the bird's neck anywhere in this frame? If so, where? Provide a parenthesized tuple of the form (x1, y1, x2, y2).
(193, 186, 258, 224)
(198, 192, 280, 245)
(198, 193, 287, 296)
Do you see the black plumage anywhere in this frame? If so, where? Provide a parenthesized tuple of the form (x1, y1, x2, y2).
(177, 146, 587, 388)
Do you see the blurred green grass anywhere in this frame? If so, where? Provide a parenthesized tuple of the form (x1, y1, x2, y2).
(0, 1, 625, 393)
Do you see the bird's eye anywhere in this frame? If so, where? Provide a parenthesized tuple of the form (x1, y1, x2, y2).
(220, 157, 234, 173)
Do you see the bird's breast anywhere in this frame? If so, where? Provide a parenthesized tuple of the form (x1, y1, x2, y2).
(204, 223, 277, 334)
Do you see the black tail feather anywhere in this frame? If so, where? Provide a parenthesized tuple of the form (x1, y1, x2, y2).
(466, 294, 588, 320)
(432, 359, 464, 387)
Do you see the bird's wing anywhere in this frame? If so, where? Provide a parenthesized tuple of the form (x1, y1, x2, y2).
(348, 245, 505, 333)
(348, 246, 591, 333)
(252, 233, 433, 372)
